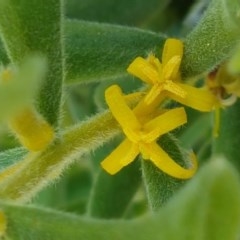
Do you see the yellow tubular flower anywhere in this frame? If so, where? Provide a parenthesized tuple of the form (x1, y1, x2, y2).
(215, 64, 240, 98)
(206, 64, 239, 137)
(0, 67, 55, 151)
(9, 107, 54, 151)
(101, 85, 197, 179)
(127, 38, 217, 112)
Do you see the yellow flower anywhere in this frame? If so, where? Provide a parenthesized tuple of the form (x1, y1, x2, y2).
(127, 38, 217, 112)
(101, 85, 197, 179)
(9, 107, 55, 151)
(0, 67, 54, 151)
(208, 63, 240, 99)
(206, 64, 238, 137)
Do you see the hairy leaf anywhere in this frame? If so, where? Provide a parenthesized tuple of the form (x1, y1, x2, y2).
(65, 20, 165, 83)
(87, 160, 141, 218)
(0, 0, 64, 126)
(182, 0, 240, 78)
(0, 148, 26, 172)
(0, 158, 239, 240)
(142, 134, 187, 211)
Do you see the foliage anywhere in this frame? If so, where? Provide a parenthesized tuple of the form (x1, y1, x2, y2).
(0, 0, 240, 239)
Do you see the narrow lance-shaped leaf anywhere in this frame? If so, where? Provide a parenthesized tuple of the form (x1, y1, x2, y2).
(0, 39, 9, 64)
(66, 0, 170, 29)
(158, 157, 240, 240)
(181, 0, 240, 78)
(65, 20, 166, 83)
(0, 158, 239, 240)
(87, 160, 141, 219)
(0, 148, 27, 172)
(0, 148, 27, 185)
(0, 20, 165, 85)
(0, 0, 64, 127)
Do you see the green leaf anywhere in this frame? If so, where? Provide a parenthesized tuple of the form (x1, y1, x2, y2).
(0, 0, 64, 127)
(197, 139, 212, 164)
(0, 40, 9, 65)
(182, 0, 240, 78)
(0, 11, 180, 87)
(213, 100, 240, 170)
(65, 20, 166, 83)
(66, 0, 170, 28)
(158, 157, 240, 240)
(0, 158, 239, 240)
(0, 148, 26, 172)
(0, 19, 165, 86)
(181, 0, 210, 35)
(93, 76, 142, 110)
(141, 134, 188, 211)
(33, 161, 92, 215)
(87, 160, 141, 219)
(179, 112, 211, 151)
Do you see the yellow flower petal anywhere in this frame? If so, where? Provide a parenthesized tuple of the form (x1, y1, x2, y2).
(211, 63, 240, 97)
(101, 139, 139, 175)
(9, 107, 54, 151)
(134, 93, 165, 122)
(162, 56, 181, 80)
(127, 57, 159, 84)
(120, 142, 139, 166)
(162, 38, 183, 66)
(105, 85, 141, 131)
(147, 54, 163, 74)
(142, 142, 197, 179)
(144, 83, 163, 105)
(163, 80, 186, 98)
(167, 83, 217, 112)
(142, 107, 187, 142)
(124, 91, 145, 104)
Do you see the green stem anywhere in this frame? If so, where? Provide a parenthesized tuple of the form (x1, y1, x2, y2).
(0, 91, 142, 202)
(0, 110, 119, 202)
